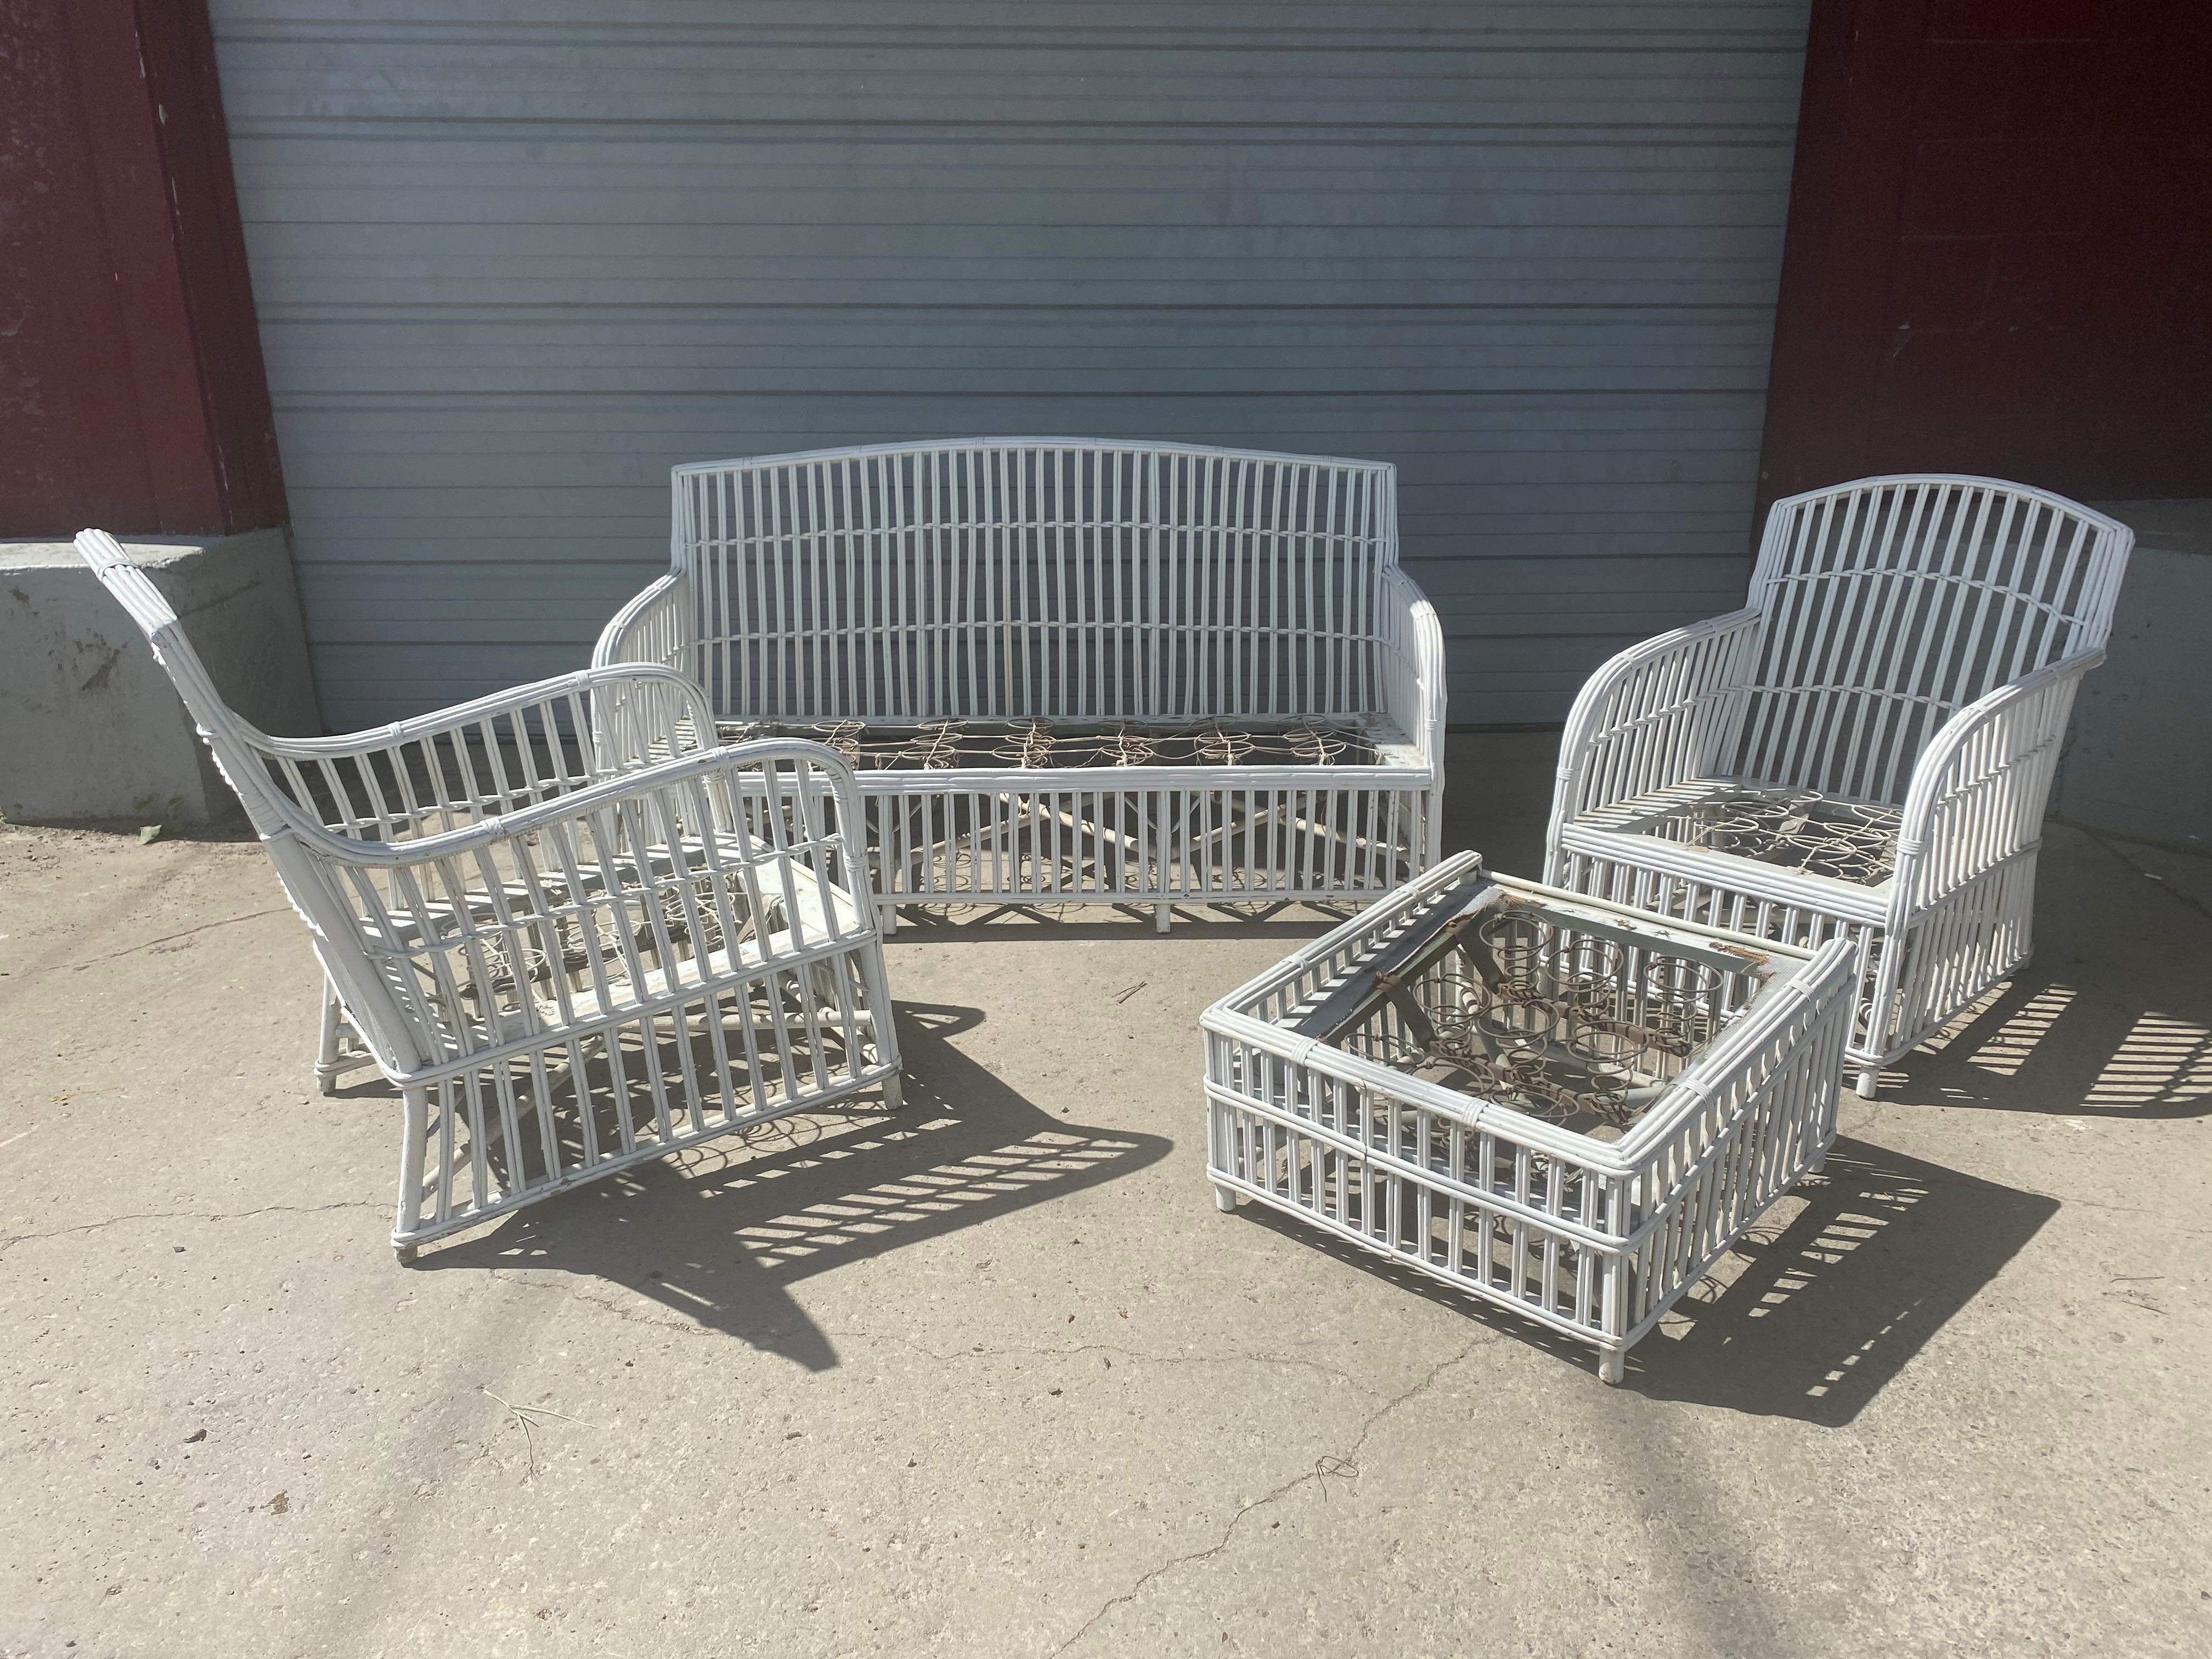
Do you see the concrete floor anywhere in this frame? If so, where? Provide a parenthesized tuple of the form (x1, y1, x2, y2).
(3, 733, 2208, 1657)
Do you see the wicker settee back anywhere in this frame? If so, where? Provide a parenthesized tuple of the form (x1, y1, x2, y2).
(670, 439, 1401, 725)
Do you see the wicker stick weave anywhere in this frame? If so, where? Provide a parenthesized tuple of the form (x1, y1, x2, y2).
(1203, 852, 1857, 1383)
(1545, 475, 2132, 1097)
(78, 531, 902, 1260)
(594, 440, 1447, 932)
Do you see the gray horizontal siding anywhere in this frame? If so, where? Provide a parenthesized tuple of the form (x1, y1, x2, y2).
(211, 1, 1808, 729)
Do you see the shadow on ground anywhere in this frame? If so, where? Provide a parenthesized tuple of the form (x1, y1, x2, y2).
(1631, 1140, 2057, 1423)
(1887, 972, 2212, 1120)
(1232, 1138, 2055, 1425)
(418, 1001, 1170, 1370)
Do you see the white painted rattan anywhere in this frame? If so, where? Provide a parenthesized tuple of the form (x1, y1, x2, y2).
(78, 531, 901, 1259)
(594, 440, 1447, 929)
(1203, 850, 1857, 1383)
(1544, 476, 2133, 1097)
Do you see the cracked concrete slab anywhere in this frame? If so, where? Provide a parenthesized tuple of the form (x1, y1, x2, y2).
(2, 734, 2208, 1657)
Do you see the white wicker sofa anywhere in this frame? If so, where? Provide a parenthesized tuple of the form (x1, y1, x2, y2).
(595, 439, 1448, 929)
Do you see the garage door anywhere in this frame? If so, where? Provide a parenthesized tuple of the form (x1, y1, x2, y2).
(210, 1, 1810, 729)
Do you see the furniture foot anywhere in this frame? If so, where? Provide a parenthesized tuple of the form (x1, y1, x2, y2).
(1212, 1183, 1238, 1213)
(396, 1087, 430, 1265)
(878, 903, 899, 938)
(395, 1242, 419, 1265)
(314, 979, 342, 1095)
(882, 1074, 904, 1111)
(1599, 1348, 1626, 1385)
(1854, 1065, 1882, 1099)
(1154, 903, 1172, 934)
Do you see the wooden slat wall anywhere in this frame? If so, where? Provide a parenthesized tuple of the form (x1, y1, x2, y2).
(210, 1, 1810, 729)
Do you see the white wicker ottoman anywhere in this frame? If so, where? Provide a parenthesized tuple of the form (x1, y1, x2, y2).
(1201, 850, 1857, 1381)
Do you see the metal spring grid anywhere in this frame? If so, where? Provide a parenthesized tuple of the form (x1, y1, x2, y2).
(1344, 907, 1727, 1135)
(719, 717, 1370, 773)
(1643, 789, 1900, 885)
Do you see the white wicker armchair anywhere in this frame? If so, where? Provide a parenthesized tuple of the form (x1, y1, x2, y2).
(593, 439, 1447, 929)
(78, 531, 901, 1259)
(1544, 476, 2133, 1097)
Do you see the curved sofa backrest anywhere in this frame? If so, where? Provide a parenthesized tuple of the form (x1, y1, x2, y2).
(1733, 475, 2134, 801)
(672, 439, 1399, 724)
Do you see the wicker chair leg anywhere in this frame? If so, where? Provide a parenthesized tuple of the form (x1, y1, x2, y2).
(878, 902, 899, 938)
(882, 1074, 904, 1111)
(1155, 903, 1172, 934)
(314, 980, 343, 1097)
(393, 1086, 430, 1264)
(1212, 1183, 1238, 1213)
(1599, 1348, 1626, 1385)
(1854, 1065, 1882, 1099)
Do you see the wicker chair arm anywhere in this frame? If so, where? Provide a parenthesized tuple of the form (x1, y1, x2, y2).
(1377, 565, 1448, 770)
(1551, 608, 1761, 826)
(236, 664, 719, 843)
(280, 737, 877, 1084)
(1892, 649, 2103, 910)
(276, 737, 866, 871)
(250, 663, 713, 766)
(592, 569, 693, 674)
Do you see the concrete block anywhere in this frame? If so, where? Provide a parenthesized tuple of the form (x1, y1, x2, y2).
(0, 529, 323, 824)
(2060, 500, 2212, 851)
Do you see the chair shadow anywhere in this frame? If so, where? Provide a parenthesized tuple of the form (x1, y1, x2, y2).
(1230, 1138, 2054, 1425)
(1887, 972, 2212, 1120)
(1629, 1139, 2057, 1423)
(417, 1001, 1171, 1371)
